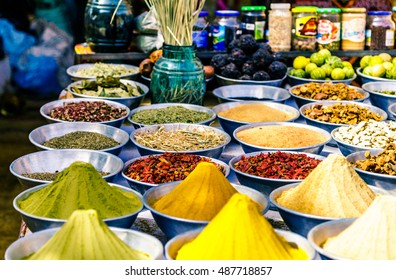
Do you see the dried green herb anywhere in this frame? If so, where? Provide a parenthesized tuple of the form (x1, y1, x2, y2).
(131, 106, 212, 125)
(42, 131, 120, 150)
(22, 170, 110, 181)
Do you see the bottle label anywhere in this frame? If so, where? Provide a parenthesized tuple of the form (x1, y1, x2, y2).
(254, 21, 265, 40)
(386, 29, 395, 47)
(342, 18, 365, 43)
(212, 25, 226, 51)
(365, 29, 372, 46)
(295, 16, 317, 39)
(193, 30, 209, 49)
(317, 19, 340, 44)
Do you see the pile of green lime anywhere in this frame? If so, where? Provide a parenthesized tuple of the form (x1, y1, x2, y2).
(359, 53, 396, 79)
(289, 49, 355, 80)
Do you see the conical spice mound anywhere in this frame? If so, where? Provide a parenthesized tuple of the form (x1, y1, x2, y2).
(323, 195, 396, 260)
(276, 154, 375, 218)
(27, 209, 152, 260)
(176, 193, 308, 260)
(153, 162, 238, 220)
(18, 161, 142, 219)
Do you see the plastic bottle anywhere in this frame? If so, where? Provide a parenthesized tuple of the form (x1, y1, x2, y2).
(193, 11, 210, 50)
(211, 10, 241, 51)
(268, 3, 292, 51)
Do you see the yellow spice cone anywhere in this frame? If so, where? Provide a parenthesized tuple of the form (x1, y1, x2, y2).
(323, 195, 396, 260)
(153, 162, 238, 220)
(28, 209, 152, 260)
(176, 193, 308, 260)
(276, 154, 375, 218)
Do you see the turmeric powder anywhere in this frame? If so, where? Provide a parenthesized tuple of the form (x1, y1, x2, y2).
(176, 193, 308, 260)
(153, 162, 238, 220)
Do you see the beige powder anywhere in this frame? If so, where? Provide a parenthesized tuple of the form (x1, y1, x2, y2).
(218, 104, 294, 122)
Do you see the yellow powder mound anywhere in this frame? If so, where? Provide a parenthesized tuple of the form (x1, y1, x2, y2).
(19, 161, 142, 219)
(218, 103, 294, 122)
(323, 195, 396, 260)
(176, 193, 308, 260)
(276, 154, 375, 218)
(28, 209, 151, 260)
(153, 162, 238, 220)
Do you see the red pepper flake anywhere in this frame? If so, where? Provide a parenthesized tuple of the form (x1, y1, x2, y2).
(124, 152, 226, 184)
(233, 151, 322, 180)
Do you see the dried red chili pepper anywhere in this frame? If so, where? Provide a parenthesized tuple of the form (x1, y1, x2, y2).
(124, 152, 226, 184)
(233, 151, 322, 180)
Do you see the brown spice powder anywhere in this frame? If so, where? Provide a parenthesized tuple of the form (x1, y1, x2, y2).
(236, 125, 326, 148)
(218, 104, 294, 122)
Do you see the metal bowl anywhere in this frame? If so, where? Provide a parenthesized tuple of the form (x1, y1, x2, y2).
(362, 81, 396, 120)
(212, 101, 299, 140)
(300, 101, 387, 146)
(289, 83, 369, 108)
(215, 73, 286, 87)
(165, 228, 317, 260)
(356, 67, 391, 84)
(269, 183, 387, 237)
(346, 149, 396, 195)
(130, 123, 231, 159)
(233, 122, 332, 155)
(66, 63, 139, 81)
(9, 149, 124, 188)
(13, 183, 143, 232)
(287, 67, 356, 86)
(212, 84, 291, 103)
(389, 103, 396, 119)
(40, 98, 130, 128)
(121, 154, 230, 195)
(229, 151, 325, 197)
(28, 122, 129, 156)
(331, 126, 382, 156)
(128, 103, 216, 128)
(67, 79, 149, 110)
(143, 182, 269, 239)
(307, 218, 356, 260)
(5, 226, 163, 260)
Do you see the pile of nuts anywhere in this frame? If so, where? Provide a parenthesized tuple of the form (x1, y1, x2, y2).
(291, 82, 365, 101)
(353, 143, 396, 175)
(303, 103, 384, 124)
(333, 120, 396, 148)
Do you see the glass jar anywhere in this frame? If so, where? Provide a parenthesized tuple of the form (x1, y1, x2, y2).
(193, 11, 210, 50)
(84, 0, 134, 52)
(268, 3, 292, 51)
(150, 44, 205, 105)
(241, 6, 266, 41)
(316, 8, 341, 50)
(291, 6, 318, 51)
(366, 11, 395, 50)
(211, 10, 241, 51)
(341, 8, 366, 51)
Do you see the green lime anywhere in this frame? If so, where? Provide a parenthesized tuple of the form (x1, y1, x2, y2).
(310, 68, 326, 80)
(342, 67, 355, 79)
(342, 61, 353, 69)
(379, 53, 392, 62)
(383, 62, 393, 71)
(310, 52, 325, 66)
(360, 55, 372, 68)
(362, 66, 373, 76)
(386, 66, 396, 79)
(290, 68, 306, 78)
(369, 56, 384, 66)
(371, 64, 386, 77)
(320, 64, 333, 77)
(318, 49, 332, 61)
(293, 56, 309, 69)
(331, 68, 345, 80)
(305, 63, 318, 75)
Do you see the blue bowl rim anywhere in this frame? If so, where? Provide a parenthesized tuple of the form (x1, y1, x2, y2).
(307, 218, 356, 260)
(127, 103, 217, 127)
(361, 81, 396, 99)
(211, 84, 291, 103)
(212, 100, 300, 125)
(28, 122, 130, 153)
(229, 151, 326, 183)
(215, 72, 287, 85)
(143, 181, 270, 224)
(388, 103, 396, 116)
(289, 83, 370, 104)
(130, 123, 231, 154)
(356, 67, 393, 82)
(299, 100, 388, 127)
(287, 67, 357, 83)
(13, 183, 144, 224)
(121, 153, 231, 188)
(9, 148, 124, 185)
(233, 122, 332, 151)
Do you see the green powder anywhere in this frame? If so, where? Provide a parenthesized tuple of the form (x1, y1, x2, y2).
(18, 161, 142, 219)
